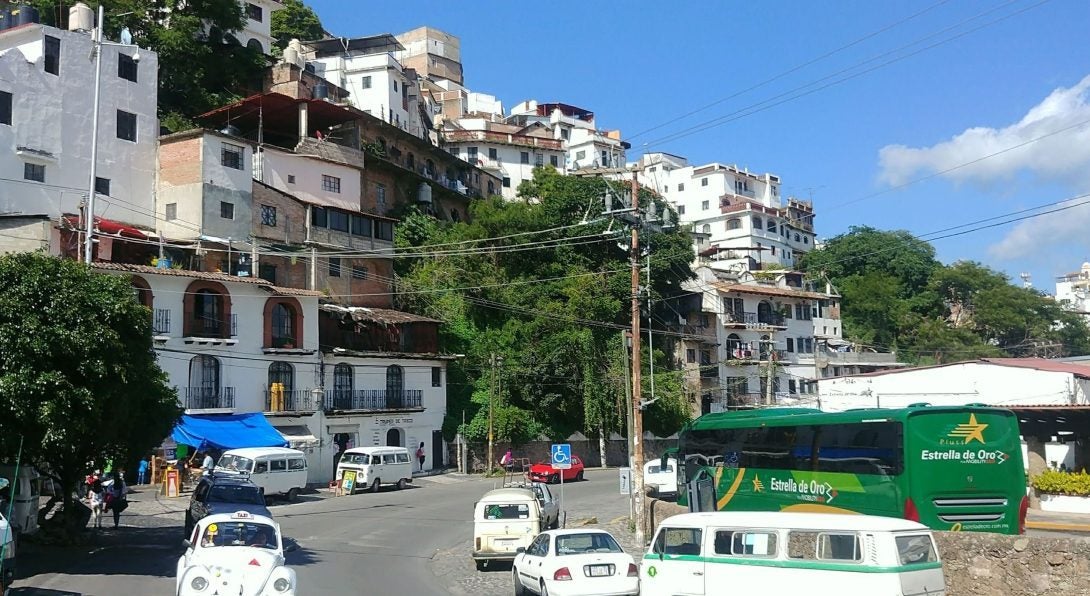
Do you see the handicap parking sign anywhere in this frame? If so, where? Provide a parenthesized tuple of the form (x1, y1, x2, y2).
(551, 443, 572, 470)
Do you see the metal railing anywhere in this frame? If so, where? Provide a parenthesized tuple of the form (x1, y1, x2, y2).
(184, 312, 238, 338)
(323, 389, 423, 411)
(269, 335, 298, 349)
(264, 389, 318, 412)
(184, 386, 236, 410)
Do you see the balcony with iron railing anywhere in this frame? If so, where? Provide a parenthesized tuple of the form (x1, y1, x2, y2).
(264, 388, 319, 413)
(184, 386, 236, 410)
(323, 389, 424, 412)
(184, 311, 238, 339)
(722, 311, 786, 329)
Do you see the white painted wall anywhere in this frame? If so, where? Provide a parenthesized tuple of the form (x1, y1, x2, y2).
(311, 52, 417, 134)
(261, 147, 361, 212)
(0, 25, 158, 232)
(446, 139, 564, 199)
(819, 362, 1090, 412)
(237, 0, 283, 55)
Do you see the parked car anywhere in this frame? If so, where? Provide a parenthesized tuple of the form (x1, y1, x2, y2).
(527, 457, 584, 484)
(185, 474, 272, 536)
(642, 511, 945, 596)
(644, 457, 678, 498)
(177, 510, 296, 596)
(473, 487, 543, 570)
(530, 482, 560, 530)
(512, 528, 639, 596)
(215, 447, 308, 502)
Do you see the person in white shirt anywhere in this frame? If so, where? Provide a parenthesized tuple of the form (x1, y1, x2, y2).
(201, 452, 215, 476)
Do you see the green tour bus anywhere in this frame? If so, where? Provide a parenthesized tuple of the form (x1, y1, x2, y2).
(673, 404, 1028, 535)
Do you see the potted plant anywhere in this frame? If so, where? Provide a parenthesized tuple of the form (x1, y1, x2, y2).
(1032, 469, 1090, 513)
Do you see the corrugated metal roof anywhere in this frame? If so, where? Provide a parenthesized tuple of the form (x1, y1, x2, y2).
(714, 282, 830, 300)
(319, 303, 442, 324)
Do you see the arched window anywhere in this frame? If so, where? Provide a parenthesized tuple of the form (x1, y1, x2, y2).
(386, 428, 402, 447)
(804, 236, 809, 244)
(752, 217, 763, 230)
(131, 276, 152, 309)
(701, 224, 711, 235)
(795, 233, 801, 242)
(188, 355, 220, 409)
(332, 363, 353, 409)
(726, 333, 744, 357)
(386, 364, 404, 408)
(757, 301, 774, 325)
(272, 303, 295, 347)
(184, 280, 231, 338)
(246, 38, 264, 52)
(268, 362, 294, 394)
(727, 218, 741, 230)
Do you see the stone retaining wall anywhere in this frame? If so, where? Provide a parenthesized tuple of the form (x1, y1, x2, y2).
(642, 499, 1090, 595)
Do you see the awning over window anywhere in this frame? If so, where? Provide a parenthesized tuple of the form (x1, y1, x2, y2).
(172, 413, 289, 451)
(274, 425, 319, 448)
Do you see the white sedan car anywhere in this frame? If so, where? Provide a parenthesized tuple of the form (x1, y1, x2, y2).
(512, 529, 639, 596)
(176, 510, 297, 596)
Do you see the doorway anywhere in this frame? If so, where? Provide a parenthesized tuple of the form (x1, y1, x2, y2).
(386, 428, 403, 447)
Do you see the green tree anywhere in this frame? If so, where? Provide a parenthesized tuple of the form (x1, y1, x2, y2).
(29, 0, 266, 129)
(800, 226, 940, 298)
(396, 168, 695, 444)
(271, 0, 325, 50)
(0, 254, 181, 532)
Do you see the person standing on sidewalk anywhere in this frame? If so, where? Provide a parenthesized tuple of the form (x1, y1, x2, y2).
(105, 472, 127, 529)
(137, 457, 149, 485)
(416, 443, 426, 472)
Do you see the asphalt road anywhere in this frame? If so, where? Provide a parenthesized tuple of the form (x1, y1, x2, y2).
(8, 468, 633, 595)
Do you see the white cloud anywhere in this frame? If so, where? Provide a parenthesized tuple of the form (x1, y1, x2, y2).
(876, 75, 1090, 260)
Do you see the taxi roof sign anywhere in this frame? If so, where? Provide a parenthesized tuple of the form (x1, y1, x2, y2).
(232, 511, 253, 519)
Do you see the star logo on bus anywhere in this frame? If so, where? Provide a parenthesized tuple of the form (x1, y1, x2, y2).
(948, 413, 988, 444)
(751, 476, 765, 493)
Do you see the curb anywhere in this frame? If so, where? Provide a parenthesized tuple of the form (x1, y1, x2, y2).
(1026, 520, 1090, 533)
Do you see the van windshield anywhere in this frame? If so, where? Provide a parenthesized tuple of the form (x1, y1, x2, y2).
(217, 455, 254, 473)
(483, 504, 530, 520)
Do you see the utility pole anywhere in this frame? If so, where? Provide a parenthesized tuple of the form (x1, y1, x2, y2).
(83, 4, 105, 263)
(764, 337, 774, 406)
(488, 352, 497, 474)
(622, 330, 634, 522)
(629, 171, 646, 546)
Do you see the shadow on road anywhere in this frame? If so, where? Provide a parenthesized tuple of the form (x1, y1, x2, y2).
(15, 525, 184, 583)
(8, 588, 82, 595)
(283, 537, 320, 568)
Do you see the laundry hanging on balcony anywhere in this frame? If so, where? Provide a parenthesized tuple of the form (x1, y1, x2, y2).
(172, 412, 289, 451)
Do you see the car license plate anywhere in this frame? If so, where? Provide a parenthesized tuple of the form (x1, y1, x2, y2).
(586, 564, 613, 577)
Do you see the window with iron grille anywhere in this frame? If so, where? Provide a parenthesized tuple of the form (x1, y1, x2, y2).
(271, 303, 295, 346)
(260, 205, 277, 227)
(221, 143, 244, 170)
(322, 175, 341, 193)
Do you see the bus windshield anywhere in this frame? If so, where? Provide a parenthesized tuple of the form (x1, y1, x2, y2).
(675, 407, 1026, 536)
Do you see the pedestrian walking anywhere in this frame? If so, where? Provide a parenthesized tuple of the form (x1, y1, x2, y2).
(88, 479, 105, 528)
(105, 472, 127, 529)
(416, 442, 426, 472)
(137, 457, 149, 485)
(201, 451, 215, 476)
(500, 449, 514, 471)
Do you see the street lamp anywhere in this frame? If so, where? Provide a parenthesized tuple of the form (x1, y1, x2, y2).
(84, 6, 136, 263)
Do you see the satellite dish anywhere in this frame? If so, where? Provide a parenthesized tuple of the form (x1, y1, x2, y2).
(120, 27, 132, 45)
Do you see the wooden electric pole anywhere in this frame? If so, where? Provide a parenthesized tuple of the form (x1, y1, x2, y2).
(488, 352, 497, 474)
(630, 172, 647, 546)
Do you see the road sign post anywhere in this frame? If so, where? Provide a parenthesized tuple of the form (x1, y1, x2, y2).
(552, 444, 571, 527)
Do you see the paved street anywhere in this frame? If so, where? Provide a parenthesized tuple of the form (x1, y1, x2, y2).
(9, 468, 636, 595)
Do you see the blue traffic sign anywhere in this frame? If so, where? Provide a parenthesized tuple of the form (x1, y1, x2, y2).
(551, 443, 572, 470)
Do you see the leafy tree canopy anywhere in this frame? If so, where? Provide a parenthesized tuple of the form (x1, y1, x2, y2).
(30, 0, 268, 129)
(395, 168, 694, 444)
(800, 228, 1090, 363)
(271, 0, 325, 50)
(0, 253, 181, 528)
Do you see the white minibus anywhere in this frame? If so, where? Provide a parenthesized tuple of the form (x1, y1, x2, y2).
(215, 447, 308, 501)
(335, 446, 413, 494)
(642, 511, 945, 596)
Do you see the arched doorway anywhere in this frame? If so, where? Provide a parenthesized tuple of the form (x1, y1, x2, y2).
(386, 428, 403, 447)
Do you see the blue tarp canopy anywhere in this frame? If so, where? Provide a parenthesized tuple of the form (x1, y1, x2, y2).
(172, 413, 288, 451)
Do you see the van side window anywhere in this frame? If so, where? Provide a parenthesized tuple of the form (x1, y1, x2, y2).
(658, 528, 702, 556)
(895, 535, 938, 565)
(817, 533, 862, 562)
(714, 530, 777, 557)
(288, 458, 306, 470)
(382, 454, 397, 464)
(396, 453, 410, 464)
(270, 460, 287, 472)
(255, 462, 268, 474)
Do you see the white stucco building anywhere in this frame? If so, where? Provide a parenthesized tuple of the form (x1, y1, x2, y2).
(441, 117, 567, 199)
(508, 100, 628, 171)
(236, 0, 284, 55)
(0, 18, 158, 250)
(1055, 262, 1090, 324)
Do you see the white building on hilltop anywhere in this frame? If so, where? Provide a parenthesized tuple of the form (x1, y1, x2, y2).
(0, 13, 158, 252)
(237, 0, 284, 55)
(1055, 262, 1090, 324)
(508, 100, 628, 172)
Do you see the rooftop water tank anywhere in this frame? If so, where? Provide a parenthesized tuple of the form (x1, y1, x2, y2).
(69, 3, 94, 32)
(313, 82, 329, 100)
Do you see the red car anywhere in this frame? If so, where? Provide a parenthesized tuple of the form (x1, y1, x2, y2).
(527, 456, 585, 484)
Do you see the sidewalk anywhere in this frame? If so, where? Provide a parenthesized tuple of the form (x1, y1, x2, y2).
(1026, 508, 1090, 533)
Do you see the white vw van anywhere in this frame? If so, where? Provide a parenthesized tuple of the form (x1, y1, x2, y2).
(642, 511, 945, 596)
(335, 446, 413, 494)
(0, 465, 40, 535)
(215, 448, 308, 501)
(472, 487, 542, 571)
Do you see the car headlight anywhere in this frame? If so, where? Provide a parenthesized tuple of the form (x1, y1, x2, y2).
(273, 577, 291, 592)
(190, 576, 209, 591)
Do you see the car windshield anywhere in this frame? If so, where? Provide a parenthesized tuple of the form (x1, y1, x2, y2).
(555, 532, 623, 555)
(217, 455, 254, 472)
(208, 484, 264, 505)
(200, 521, 277, 549)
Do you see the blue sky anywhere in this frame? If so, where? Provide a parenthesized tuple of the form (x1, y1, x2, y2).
(308, 0, 1090, 292)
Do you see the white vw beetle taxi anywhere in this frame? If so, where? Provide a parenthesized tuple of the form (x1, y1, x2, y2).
(177, 510, 297, 596)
